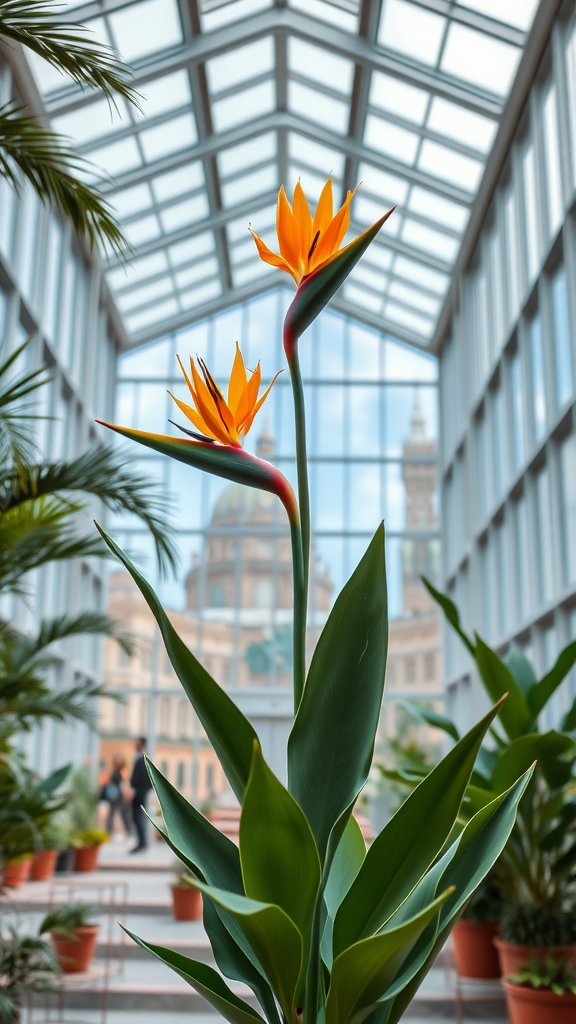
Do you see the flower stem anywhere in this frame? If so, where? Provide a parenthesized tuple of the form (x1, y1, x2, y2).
(285, 326, 310, 711)
(290, 516, 306, 712)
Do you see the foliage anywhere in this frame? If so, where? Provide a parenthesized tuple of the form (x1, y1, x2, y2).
(0, 0, 140, 253)
(172, 858, 198, 887)
(39, 902, 96, 937)
(500, 903, 576, 947)
(509, 955, 576, 995)
(0, 759, 68, 862)
(0, 919, 60, 1023)
(245, 626, 292, 675)
(39, 817, 75, 852)
(73, 828, 108, 848)
(461, 875, 503, 924)
(376, 703, 443, 808)
(64, 767, 100, 835)
(98, 183, 531, 1024)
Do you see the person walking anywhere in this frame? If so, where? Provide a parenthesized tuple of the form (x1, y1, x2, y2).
(129, 737, 152, 853)
(104, 753, 132, 836)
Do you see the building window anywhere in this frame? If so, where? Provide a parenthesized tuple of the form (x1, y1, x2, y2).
(509, 349, 525, 471)
(210, 582, 226, 607)
(160, 761, 168, 779)
(159, 696, 170, 737)
(492, 386, 505, 500)
(560, 432, 576, 585)
(206, 763, 215, 796)
(522, 142, 539, 283)
(178, 698, 189, 739)
(551, 264, 573, 408)
(504, 187, 520, 323)
(176, 762, 185, 790)
(529, 314, 546, 443)
(513, 495, 530, 625)
(405, 658, 417, 684)
(139, 696, 149, 735)
(254, 578, 274, 608)
(542, 84, 563, 236)
(425, 654, 435, 681)
(536, 465, 554, 606)
(475, 412, 488, 524)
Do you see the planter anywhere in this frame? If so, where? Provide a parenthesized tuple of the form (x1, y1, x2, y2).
(2, 858, 32, 888)
(171, 884, 202, 921)
(452, 919, 500, 979)
(51, 925, 99, 974)
(495, 938, 576, 978)
(73, 844, 100, 873)
(30, 849, 58, 881)
(55, 848, 76, 874)
(503, 979, 576, 1024)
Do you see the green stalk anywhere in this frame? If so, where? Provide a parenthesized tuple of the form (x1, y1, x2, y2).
(285, 327, 310, 712)
(290, 514, 306, 712)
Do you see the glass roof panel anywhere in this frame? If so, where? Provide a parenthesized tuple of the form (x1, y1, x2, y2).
(369, 72, 429, 125)
(378, 0, 446, 66)
(212, 81, 276, 132)
(441, 23, 521, 95)
(39, 0, 539, 345)
(107, 0, 182, 61)
(206, 38, 275, 93)
(288, 39, 355, 95)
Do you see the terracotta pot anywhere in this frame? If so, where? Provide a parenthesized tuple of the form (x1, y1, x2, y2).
(73, 844, 100, 873)
(495, 938, 576, 978)
(171, 884, 202, 921)
(452, 919, 501, 979)
(503, 979, 576, 1024)
(51, 925, 99, 974)
(30, 849, 58, 881)
(2, 858, 32, 888)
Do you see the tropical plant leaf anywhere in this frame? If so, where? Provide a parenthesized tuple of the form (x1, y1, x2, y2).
(325, 890, 452, 1024)
(474, 636, 532, 740)
(188, 882, 302, 1022)
(397, 701, 460, 742)
(284, 211, 394, 342)
(527, 641, 576, 720)
(322, 816, 366, 969)
(490, 732, 575, 793)
(333, 700, 502, 956)
(421, 577, 475, 656)
(288, 524, 387, 861)
(122, 929, 265, 1024)
(240, 743, 321, 947)
(506, 649, 537, 698)
(96, 526, 257, 802)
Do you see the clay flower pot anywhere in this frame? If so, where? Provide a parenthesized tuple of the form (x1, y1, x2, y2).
(171, 884, 202, 921)
(30, 849, 58, 881)
(73, 844, 100, 873)
(503, 979, 576, 1024)
(51, 925, 99, 973)
(2, 858, 32, 888)
(495, 938, 576, 977)
(452, 919, 500, 979)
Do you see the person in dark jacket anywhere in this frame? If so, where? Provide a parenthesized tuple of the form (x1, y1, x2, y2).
(129, 737, 152, 853)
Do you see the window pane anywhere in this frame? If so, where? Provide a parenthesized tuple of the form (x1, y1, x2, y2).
(492, 386, 505, 500)
(509, 350, 525, 471)
(530, 314, 546, 442)
(550, 264, 573, 408)
(561, 432, 576, 585)
(514, 495, 530, 623)
(536, 465, 554, 605)
(522, 143, 539, 283)
(504, 187, 520, 324)
(542, 85, 563, 237)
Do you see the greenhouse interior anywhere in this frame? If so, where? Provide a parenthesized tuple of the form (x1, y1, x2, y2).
(1, 0, 576, 1021)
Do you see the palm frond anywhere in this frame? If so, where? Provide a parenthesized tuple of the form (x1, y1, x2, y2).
(1, 447, 178, 575)
(33, 611, 135, 656)
(0, 105, 128, 256)
(0, 0, 140, 109)
(0, 340, 52, 467)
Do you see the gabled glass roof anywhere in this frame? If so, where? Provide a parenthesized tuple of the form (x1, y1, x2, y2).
(27, 0, 539, 349)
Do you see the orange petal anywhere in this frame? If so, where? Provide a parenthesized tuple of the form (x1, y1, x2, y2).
(313, 185, 358, 268)
(292, 181, 312, 268)
(168, 392, 220, 442)
(176, 354, 195, 400)
(276, 186, 301, 271)
(242, 369, 283, 435)
(198, 357, 237, 437)
(312, 176, 334, 240)
(236, 362, 261, 429)
(250, 228, 295, 278)
(228, 342, 248, 414)
(189, 359, 233, 444)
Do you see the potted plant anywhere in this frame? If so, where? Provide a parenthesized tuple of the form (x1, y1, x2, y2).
(1, 852, 34, 889)
(95, 177, 533, 1024)
(0, 918, 60, 1023)
(40, 903, 99, 974)
(494, 903, 576, 978)
(73, 829, 109, 872)
(0, 761, 70, 888)
(30, 819, 74, 881)
(503, 954, 576, 1024)
(170, 861, 203, 921)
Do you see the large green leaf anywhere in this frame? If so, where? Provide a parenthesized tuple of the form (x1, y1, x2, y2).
(37, 763, 70, 794)
(202, 899, 280, 1024)
(562, 694, 576, 732)
(146, 759, 242, 891)
(384, 768, 533, 1024)
(123, 928, 265, 1024)
(333, 701, 502, 956)
(96, 526, 257, 802)
(189, 881, 302, 1022)
(322, 816, 366, 969)
(326, 891, 452, 1024)
(288, 524, 387, 860)
(506, 649, 537, 698)
(527, 641, 576, 720)
(490, 732, 575, 793)
(398, 701, 459, 742)
(421, 577, 475, 656)
(284, 212, 394, 342)
(240, 743, 320, 945)
(474, 636, 532, 740)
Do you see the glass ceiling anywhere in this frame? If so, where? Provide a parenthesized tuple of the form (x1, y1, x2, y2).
(27, 0, 540, 349)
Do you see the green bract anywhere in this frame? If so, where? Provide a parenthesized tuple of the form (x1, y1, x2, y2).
(100, 187, 532, 1024)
